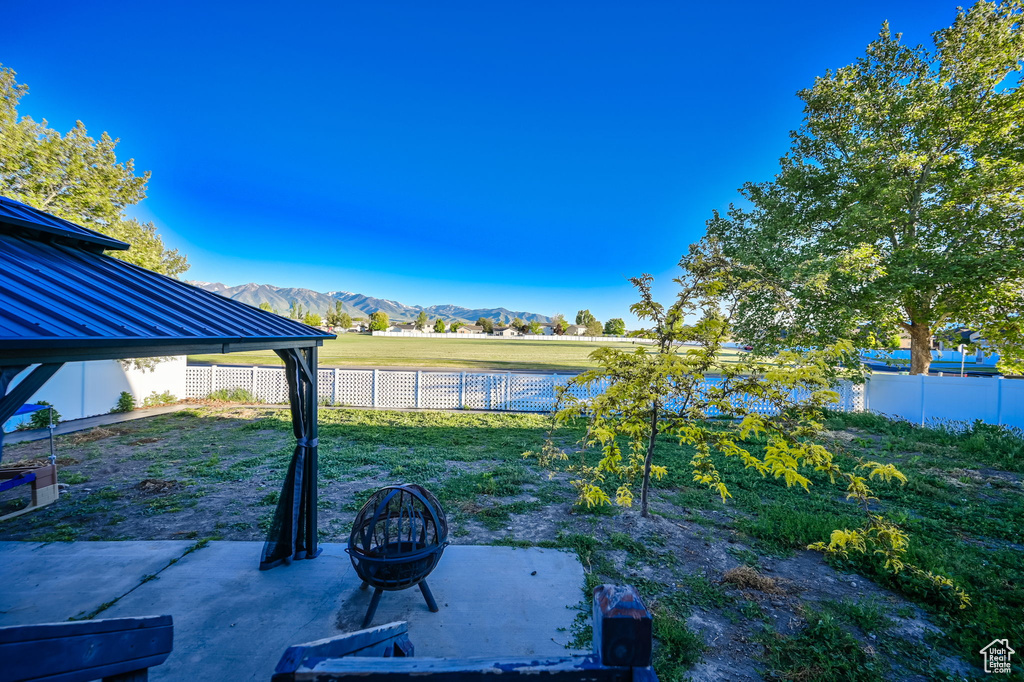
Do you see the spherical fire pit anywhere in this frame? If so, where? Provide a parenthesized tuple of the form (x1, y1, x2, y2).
(346, 484, 448, 628)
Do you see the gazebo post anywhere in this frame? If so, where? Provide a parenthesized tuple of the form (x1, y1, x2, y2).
(260, 345, 321, 570)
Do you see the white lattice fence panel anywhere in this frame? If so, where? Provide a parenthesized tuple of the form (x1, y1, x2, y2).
(251, 368, 286, 403)
(506, 374, 556, 412)
(212, 367, 254, 395)
(335, 370, 372, 407)
(421, 372, 462, 409)
(185, 367, 211, 398)
(378, 371, 417, 408)
(318, 369, 335, 404)
(461, 374, 491, 410)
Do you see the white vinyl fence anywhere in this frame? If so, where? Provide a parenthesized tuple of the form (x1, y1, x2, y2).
(862, 373, 1024, 429)
(185, 365, 860, 416)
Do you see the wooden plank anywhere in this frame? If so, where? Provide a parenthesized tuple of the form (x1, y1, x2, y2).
(592, 585, 653, 668)
(0, 616, 172, 682)
(286, 654, 633, 681)
(275, 622, 409, 675)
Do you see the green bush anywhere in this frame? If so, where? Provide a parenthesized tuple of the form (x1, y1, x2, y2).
(142, 391, 177, 407)
(206, 388, 258, 403)
(111, 391, 135, 413)
(26, 401, 60, 429)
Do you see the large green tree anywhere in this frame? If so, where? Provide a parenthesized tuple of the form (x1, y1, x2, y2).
(575, 309, 596, 326)
(0, 65, 187, 277)
(706, 2, 1024, 375)
(369, 311, 390, 331)
(416, 311, 429, 331)
(475, 317, 494, 333)
(604, 318, 626, 336)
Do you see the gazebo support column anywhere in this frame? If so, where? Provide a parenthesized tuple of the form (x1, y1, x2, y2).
(0, 363, 63, 462)
(260, 346, 321, 570)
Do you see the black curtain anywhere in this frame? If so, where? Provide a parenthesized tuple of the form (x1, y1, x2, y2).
(259, 346, 321, 570)
(0, 364, 63, 463)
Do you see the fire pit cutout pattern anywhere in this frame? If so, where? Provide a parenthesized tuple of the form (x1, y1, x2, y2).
(346, 484, 449, 628)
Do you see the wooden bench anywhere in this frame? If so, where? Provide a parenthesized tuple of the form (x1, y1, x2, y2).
(0, 615, 173, 682)
(273, 584, 657, 681)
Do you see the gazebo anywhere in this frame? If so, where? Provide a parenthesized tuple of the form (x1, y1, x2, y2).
(0, 195, 335, 569)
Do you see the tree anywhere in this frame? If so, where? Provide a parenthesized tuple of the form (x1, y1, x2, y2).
(303, 312, 322, 327)
(0, 65, 187, 277)
(476, 317, 494, 334)
(338, 312, 352, 330)
(511, 317, 529, 333)
(529, 321, 543, 335)
(576, 309, 596, 326)
(527, 244, 967, 607)
(416, 311, 429, 330)
(706, 3, 1024, 375)
(369, 311, 390, 331)
(551, 314, 568, 335)
(585, 319, 603, 336)
(288, 301, 304, 321)
(433, 318, 447, 333)
(450, 321, 463, 332)
(259, 302, 274, 313)
(326, 301, 347, 327)
(604, 318, 626, 336)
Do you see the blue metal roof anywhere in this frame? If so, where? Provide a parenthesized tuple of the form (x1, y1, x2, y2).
(0, 196, 130, 252)
(0, 197, 334, 364)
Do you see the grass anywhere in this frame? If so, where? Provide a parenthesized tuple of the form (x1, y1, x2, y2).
(2, 405, 1019, 678)
(187, 334, 749, 372)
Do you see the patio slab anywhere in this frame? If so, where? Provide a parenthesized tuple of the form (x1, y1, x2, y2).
(0, 541, 585, 681)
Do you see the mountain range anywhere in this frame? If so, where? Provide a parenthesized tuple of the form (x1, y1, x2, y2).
(189, 281, 552, 324)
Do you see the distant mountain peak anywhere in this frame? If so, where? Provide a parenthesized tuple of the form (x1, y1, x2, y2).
(187, 281, 552, 324)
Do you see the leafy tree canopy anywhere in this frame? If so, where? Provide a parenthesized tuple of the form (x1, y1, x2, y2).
(450, 321, 463, 332)
(476, 317, 494, 333)
(529, 320, 543, 334)
(551, 314, 568, 335)
(705, 2, 1024, 374)
(0, 65, 187, 277)
(576, 309, 596, 326)
(416, 311, 429, 330)
(369, 311, 390, 331)
(585, 319, 603, 336)
(303, 312, 322, 327)
(433, 318, 447, 333)
(604, 318, 627, 336)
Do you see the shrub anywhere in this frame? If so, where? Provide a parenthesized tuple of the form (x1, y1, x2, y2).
(26, 401, 60, 429)
(206, 388, 258, 403)
(112, 391, 135, 413)
(142, 391, 177, 407)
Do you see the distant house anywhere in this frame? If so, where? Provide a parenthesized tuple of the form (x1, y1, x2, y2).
(537, 323, 555, 336)
(493, 326, 519, 337)
(394, 323, 419, 332)
(456, 324, 484, 334)
(565, 324, 587, 336)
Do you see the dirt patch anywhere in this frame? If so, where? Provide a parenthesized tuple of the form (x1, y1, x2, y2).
(67, 427, 128, 445)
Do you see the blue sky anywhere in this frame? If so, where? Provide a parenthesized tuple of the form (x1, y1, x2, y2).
(4, 1, 957, 324)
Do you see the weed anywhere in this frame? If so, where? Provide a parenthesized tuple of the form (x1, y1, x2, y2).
(756, 611, 882, 681)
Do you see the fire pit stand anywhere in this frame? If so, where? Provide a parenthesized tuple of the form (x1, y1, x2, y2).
(346, 484, 448, 628)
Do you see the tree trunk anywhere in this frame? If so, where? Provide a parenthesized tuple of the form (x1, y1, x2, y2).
(909, 322, 932, 375)
(640, 405, 659, 518)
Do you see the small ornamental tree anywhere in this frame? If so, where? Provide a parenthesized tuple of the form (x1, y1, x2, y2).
(416, 311, 429, 330)
(326, 301, 346, 327)
(527, 242, 968, 607)
(369, 311, 390, 331)
(604, 318, 626, 336)
(433, 318, 447, 333)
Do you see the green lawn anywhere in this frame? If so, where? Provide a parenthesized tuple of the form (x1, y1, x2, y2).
(2, 406, 1019, 678)
(189, 335, 749, 371)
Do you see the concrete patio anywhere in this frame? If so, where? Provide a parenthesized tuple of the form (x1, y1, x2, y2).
(0, 541, 586, 681)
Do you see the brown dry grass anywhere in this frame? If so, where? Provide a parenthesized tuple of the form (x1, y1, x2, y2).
(722, 565, 786, 594)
